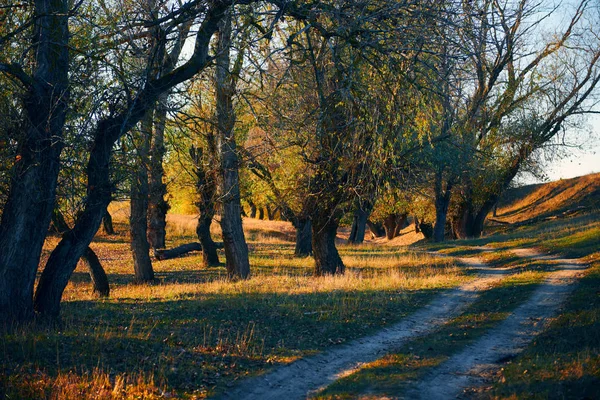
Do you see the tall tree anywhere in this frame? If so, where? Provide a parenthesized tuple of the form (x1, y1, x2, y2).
(215, 10, 250, 279)
(0, 0, 70, 322)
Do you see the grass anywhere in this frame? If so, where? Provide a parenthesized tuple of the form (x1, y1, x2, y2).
(2, 177, 599, 399)
(313, 209, 600, 399)
(312, 269, 548, 399)
(487, 253, 600, 399)
(1, 217, 468, 399)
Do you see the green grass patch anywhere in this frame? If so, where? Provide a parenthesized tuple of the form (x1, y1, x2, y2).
(488, 256, 600, 399)
(313, 271, 547, 399)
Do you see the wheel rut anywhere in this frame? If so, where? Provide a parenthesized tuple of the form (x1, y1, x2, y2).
(403, 248, 588, 400)
(215, 255, 511, 400)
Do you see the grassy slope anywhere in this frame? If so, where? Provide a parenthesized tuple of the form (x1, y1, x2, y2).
(314, 174, 600, 399)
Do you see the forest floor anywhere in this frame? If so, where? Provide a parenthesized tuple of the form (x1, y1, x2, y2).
(1, 176, 600, 399)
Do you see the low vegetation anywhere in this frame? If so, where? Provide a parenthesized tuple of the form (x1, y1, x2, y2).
(1, 217, 468, 399)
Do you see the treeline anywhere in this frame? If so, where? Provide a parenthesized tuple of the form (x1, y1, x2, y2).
(0, 0, 599, 323)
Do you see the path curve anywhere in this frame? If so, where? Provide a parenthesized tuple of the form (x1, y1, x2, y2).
(404, 248, 588, 399)
(215, 256, 510, 400)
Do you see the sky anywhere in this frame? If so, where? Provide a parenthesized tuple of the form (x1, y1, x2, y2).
(534, 116, 600, 183)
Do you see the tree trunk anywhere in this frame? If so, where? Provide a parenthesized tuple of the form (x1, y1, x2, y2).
(383, 214, 398, 240)
(312, 217, 344, 276)
(147, 95, 170, 249)
(191, 146, 220, 267)
(258, 207, 265, 220)
(294, 218, 313, 257)
(348, 207, 369, 244)
(414, 215, 421, 233)
(130, 113, 155, 283)
(433, 170, 453, 242)
(0, 0, 70, 323)
(102, 211, 115, 235)
(49, 209, 110, 298)
(452, 202, 475, 239)
(215, 12, 250, 279)
(420, 222, 434, 239)
(31, 1, 229, 318)
(82, 247, 110, 297)
(266, 204, 276, 220)
(393, 213, 408, 238)
(33, 113, 148, 317)
(366, 220, 386, 238)
(154, 242, 203, 260)
(248, 200, 257, 218)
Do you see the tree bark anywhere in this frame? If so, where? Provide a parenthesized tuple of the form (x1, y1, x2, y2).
(366, 219, 385, 238)
(266, 204, 276, 220)
(348, 201, 372, 244)
(215, 12, 250, 279)
(82, 247, 110, 297)
(130, 112, 155, 283)
(383, 214, 399, 240)
(393, 214, 408, 238)
(258, 207, 265, 220)
(312, 217, 344, 276)
(294, 218, 313, 257)
(191, 146, 220, 267)
(0, 0, 70, 322)
(433, 171, 453, 242)
(102, 211, 115, 235)
(49, 209, 110, 298)
(147, 95, 170, 249)
(248, 200, 257, 218)
(154, 242, 203, 260)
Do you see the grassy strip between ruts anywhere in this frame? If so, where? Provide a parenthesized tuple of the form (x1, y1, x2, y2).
(0, 228, 469, 399)
(312, 269, 547, 399)
(486, 253, 600, 399)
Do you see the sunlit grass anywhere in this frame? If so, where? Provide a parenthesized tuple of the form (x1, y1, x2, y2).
(2, 216, 468, 399)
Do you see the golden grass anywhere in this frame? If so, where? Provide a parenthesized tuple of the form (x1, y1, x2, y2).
(496, 172, 600, 223)
(4, 216, 470, 399)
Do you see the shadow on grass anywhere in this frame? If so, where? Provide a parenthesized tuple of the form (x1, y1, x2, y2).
(1, 283, 445, 397)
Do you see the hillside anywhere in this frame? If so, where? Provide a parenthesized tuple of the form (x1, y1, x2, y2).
(494, 172, 600, 224)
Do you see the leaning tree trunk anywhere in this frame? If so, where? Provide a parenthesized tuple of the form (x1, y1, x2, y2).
(82, 247, 110, 297)
(34, 118, 120, 317)
(31, 0, 228, 318)
(191, 146, 220, 267)
(294, 218, 313, 257)
(215, 12, 250, 279)
(312, 216, 344, 276)
(130, 113, 155, 283)
(366, 220, 385, 238)
(147, 95, 170, 249)
(50, 209, 110, 297)
(393, 214, 408, 238)
(0, 0, 69, 323)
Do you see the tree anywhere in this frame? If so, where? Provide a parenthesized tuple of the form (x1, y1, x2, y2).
(0, 0, 70, 322)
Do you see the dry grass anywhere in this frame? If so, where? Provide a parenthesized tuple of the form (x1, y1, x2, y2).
(495, 173, 600, 224)
(2, 217, 468, 399)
